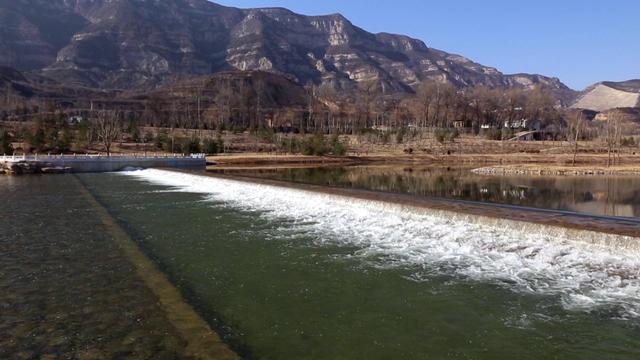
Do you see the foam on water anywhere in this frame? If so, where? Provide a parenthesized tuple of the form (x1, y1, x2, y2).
(123, 169, 640, 319)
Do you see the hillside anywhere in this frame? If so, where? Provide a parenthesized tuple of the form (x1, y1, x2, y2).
(0, 0, 572, 99)
(572, 81, 640, 112)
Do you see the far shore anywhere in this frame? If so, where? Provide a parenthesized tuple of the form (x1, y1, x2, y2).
(472, 164, 640, 177)
(206, 152, 640, 176)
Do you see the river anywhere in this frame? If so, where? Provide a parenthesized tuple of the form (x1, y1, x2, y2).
(2, 168, 640, 359)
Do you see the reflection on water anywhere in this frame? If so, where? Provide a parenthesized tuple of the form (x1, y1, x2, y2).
(211, 166, 640, 218)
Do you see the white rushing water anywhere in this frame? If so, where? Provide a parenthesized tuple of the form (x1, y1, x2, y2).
(124, 169, 640, 319)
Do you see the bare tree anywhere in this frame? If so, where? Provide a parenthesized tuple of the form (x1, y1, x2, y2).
(414, 81, 435, 128)
(95, 110, 122, 156)
(613, 112, 623, 165)
(605, 111, 623, 167)
(568, 112, 585, 166)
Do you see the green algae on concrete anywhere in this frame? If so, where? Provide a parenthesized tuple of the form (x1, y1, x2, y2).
(0, 174, 237, 359)
(76, 175, 239, 360)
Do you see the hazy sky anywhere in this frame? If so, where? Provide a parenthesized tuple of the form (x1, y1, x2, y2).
(214, 0, 640, 90)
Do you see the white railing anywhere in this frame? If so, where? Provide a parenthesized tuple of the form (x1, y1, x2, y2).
(1, 153, 207, 162)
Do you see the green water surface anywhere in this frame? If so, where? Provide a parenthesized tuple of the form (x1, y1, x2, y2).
(77, 172, 640, 360)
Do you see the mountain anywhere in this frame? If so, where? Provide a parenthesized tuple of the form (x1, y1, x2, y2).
(571, 80, 640, 112)
(126, 70, 309, 114)
(0, 0, 572, 98)
(0, 65, 112, 110)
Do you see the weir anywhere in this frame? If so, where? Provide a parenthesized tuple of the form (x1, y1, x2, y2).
(122, 168, 640, 318)
(75, 175, 239, 360)
(208, 172, 640, 248)
(134, 169, 640, 251)
(0, 153, 206, 174)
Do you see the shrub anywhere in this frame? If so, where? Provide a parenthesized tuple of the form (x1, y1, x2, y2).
(128, 122, 140, 142)
(330, 134, 347, 156)
(483, 128, 502, 141)
(279, 137, 300, 154)
(434, 128, 447, 144)
(448, 128, 460, 142)
(395, 128, 406, 144)
(181, 137, 201, 154)
(621, 137, 636, 147)
(77, 122, 95, 148)
(301, 133, 328, 156)
(0, 130, 13, 154)
(154, 133, 168, 150)
(215, 133, 225, 154)
(251, 126, 275, 143)
(18, 126, 33, 143)
(30, 128, 46, 150)
(55, 128, 74, 153)
(204, 138, 221, 154)
(381, 131, 391, 145)
(502, 128, 514, 140)
(434, 128, 460, 144)
(156, 134, 181, 153)
(232, 125, 246, 134)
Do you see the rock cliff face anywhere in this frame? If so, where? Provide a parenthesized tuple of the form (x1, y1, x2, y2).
(0, 0, 571, 96)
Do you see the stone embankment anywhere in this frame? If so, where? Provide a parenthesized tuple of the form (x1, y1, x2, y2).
(1, 160, 71, 175)
(472, 165, 640, 176)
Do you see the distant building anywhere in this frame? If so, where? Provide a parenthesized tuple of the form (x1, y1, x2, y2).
(503, 119, 541, 131)
(67, 115, 84, 125)
(504, 119, 528, 129)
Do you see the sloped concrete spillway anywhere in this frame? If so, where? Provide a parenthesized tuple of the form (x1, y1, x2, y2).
(125, 169, 640, 319)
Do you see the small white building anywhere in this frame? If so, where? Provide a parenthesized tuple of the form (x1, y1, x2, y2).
(67, 115, 85, 125)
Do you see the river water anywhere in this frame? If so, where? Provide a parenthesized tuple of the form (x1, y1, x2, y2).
(210, 165, 640, 218)
(3, 169, 640, 359)
(0, 175, 201, 359)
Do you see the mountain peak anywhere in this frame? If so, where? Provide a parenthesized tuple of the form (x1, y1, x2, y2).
(0, 0, 571, 97)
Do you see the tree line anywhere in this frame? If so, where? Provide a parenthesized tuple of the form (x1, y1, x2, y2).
(131, 78, 567, 138)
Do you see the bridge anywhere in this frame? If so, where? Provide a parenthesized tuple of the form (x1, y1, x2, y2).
(1, 153, 206, 174)
(507, 130, 541, 141)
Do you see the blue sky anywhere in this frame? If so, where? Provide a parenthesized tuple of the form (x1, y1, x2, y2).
(214, 0, 640, 90)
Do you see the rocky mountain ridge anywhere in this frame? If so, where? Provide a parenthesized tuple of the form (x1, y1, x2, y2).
(0, 0, 573, 99)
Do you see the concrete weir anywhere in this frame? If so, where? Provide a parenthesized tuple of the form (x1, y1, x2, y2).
(75, 175, 239, 360)
(1, 154, 206, 174)
(206, 173, 640, 250)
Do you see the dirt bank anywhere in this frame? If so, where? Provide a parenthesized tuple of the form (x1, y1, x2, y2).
(472, 164, 640, 176)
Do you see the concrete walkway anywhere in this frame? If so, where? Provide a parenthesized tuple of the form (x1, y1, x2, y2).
(1, 153, 206, 173)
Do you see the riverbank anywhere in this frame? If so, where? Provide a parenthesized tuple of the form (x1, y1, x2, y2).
(206, 154, 367, 168)
(472, 164, 640, 176)
(207, 152, 640, 175)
